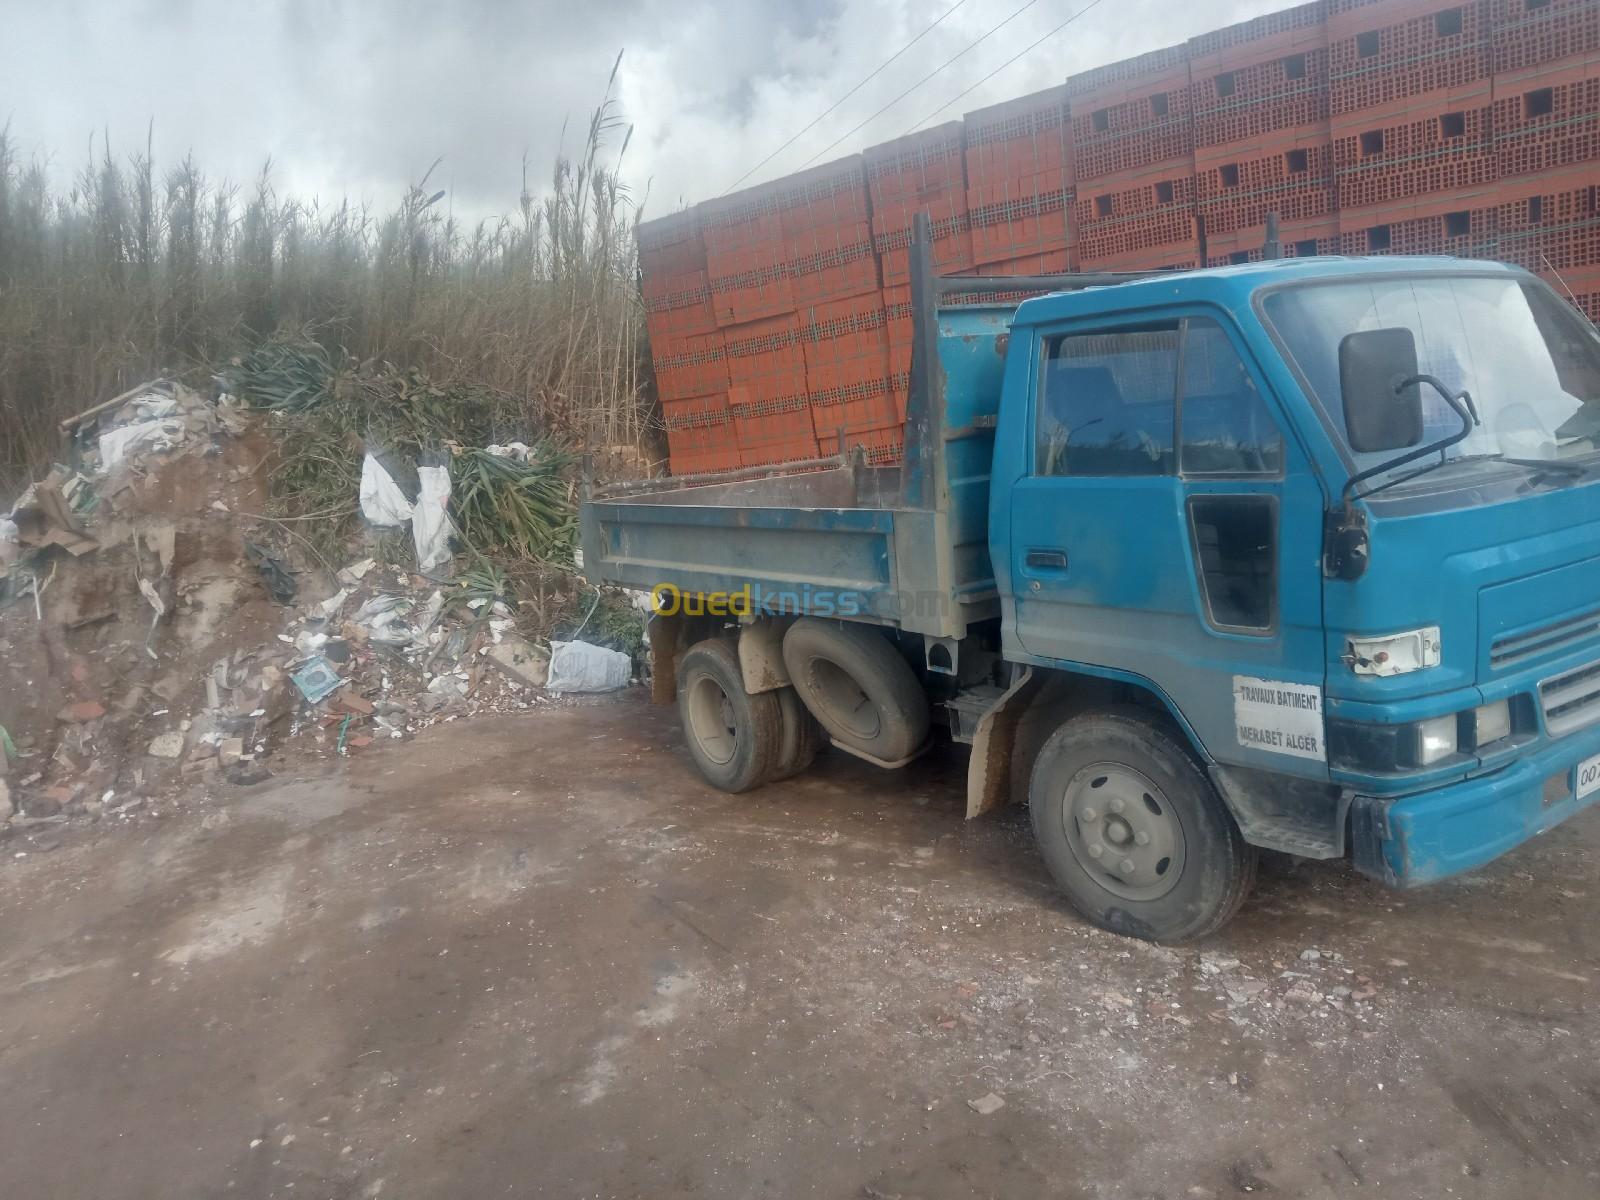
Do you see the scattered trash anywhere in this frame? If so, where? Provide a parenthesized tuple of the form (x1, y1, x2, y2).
(291, 658, 344, 704)
(7, 469, 98, 557)
(0, 375, 638, 836)
(337, 557, 377, 585)
(359, 454, 414, 527)
(545, 639, 631, 693)
(412, 457, 455, 573)
(245, 542, 298, 604)
(137, 573, 169, 660)
(484, 442, 533, 462)
(319, 587, 352, 619)
(967, 1092, 1006, 1116)
(0, 517, 20, 568)
(427, 673, 470, 697)
(98, 417, 187, 470)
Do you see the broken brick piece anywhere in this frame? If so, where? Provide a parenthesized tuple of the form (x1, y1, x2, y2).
(56, 701, 107, 723)
(333, 689, 375, 715)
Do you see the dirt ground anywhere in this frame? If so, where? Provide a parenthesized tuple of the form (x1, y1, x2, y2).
(1, 693, 1596, 1200)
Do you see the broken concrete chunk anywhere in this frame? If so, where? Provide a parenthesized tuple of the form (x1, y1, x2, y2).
(485, 635, 550, 689)
(967, 1092, 1006, 1116)
(147, 732, 185, 759)
(336, 557, 377, 585)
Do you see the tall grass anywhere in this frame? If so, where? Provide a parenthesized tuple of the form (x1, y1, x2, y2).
(0, 61, 647, 496)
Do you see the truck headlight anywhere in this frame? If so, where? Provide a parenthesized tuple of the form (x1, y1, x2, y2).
(1415, 714, 1458, 765)
(1470, 700, 1511, 749)
(1330, 699, 1524, 773)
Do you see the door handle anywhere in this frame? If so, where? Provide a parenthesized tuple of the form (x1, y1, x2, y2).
(1025, 548, 1068, 570)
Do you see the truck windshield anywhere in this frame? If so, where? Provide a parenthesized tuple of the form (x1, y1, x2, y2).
(1264, 274, 1600, 488)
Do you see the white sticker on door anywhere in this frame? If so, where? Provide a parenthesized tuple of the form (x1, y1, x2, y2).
(1233, 676, 1325, 761)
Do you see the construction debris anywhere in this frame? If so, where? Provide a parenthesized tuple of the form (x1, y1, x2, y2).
(0, 374, 644, 841)
(487, 635, 551, 689)
(7, 468, 98, 557)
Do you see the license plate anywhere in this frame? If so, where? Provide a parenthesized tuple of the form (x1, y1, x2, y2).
(1579, 753, 1600, 801)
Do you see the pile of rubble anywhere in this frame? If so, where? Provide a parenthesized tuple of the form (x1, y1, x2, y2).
(0, 378, 636, 841)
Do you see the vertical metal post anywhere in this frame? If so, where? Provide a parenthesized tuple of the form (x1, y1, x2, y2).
(1263, 212, 1283, 261)
(903, 211, 946, 512)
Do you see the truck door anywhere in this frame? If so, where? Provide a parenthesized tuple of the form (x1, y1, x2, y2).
(1009, 312, 1330, 778)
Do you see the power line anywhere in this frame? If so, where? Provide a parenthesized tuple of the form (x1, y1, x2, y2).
(904, 0, 1110, 134)
(720, 0, 974, 195)
(797, 0, 1048, 170)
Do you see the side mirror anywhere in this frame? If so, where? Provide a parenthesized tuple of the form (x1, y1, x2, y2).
(1339, 328, 1423, 453)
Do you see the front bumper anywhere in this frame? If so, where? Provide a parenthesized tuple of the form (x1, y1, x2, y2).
(1350, 720, 1600, 886)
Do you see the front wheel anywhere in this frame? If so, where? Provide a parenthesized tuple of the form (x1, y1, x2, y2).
(1029, 707, 1256, 943)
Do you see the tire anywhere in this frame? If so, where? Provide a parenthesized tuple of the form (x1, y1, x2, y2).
(1028, 706, 1256, 944)
(676, 639, 784, 793)
(781, 618, 930, 763)
(767, 686, 822, 782)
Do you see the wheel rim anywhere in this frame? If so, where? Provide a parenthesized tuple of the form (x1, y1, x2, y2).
(1059, 763, 1186, 902)
(807, 657, 881, 740)
(685, 673, 739, 765)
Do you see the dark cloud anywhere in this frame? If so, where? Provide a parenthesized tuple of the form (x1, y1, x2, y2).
(1, 0, 1283, 223)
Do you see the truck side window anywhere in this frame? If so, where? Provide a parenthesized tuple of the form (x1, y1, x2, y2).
(1190, 495, 1276, 631)
(1037, 323, 1179, 476)
(1179, 318, 1284, 475)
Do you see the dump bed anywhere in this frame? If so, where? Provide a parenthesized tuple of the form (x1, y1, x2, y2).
(581, 301, 1012, 640)
(583, 225, 1154, 639)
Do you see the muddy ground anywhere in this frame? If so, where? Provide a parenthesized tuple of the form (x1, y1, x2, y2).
(1, 693, 1595, 1199)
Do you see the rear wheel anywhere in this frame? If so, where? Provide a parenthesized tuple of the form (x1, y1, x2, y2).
(1029, 707, 1256, 943)
(677, 639, 783, 793)
(781, 618, 929, 762)
(767, 686, 822, 782)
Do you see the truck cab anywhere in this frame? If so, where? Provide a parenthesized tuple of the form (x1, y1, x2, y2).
(990, 256, 1600, 924)
(585, 240, 1600, 942)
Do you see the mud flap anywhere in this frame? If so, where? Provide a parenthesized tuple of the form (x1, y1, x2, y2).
(964, 667, 1038, 819)
(648, 613, 685, 706)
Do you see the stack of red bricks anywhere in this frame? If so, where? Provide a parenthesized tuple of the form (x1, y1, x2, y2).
(638, 0, 1600, 477)
(640, 210, 731, 475)
(1192, 2, 1340, 265)
(1068, 46, 1203, 272)
(1327, 0, 1502, 260)
(1489, 0, 1600, 319)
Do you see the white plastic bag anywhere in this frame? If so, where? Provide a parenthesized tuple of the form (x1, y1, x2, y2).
(485, 442, 532, 462)
(412, 463, 454, 572)
(359, 454, 413, 527)
(0, 516, 19, 566)
(545, 640, 631, 693)
(127, 392, 179, 420)
(99, 418, 185, 469)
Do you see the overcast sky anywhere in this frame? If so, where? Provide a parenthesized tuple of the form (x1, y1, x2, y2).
(1, 0, 1283, 225)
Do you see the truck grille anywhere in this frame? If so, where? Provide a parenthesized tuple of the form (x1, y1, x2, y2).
(1540, 658, 1600, 738)
(1491, 605, 1600, 671)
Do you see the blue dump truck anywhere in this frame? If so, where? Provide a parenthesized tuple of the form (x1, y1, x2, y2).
(583, 216, 1600, 942)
